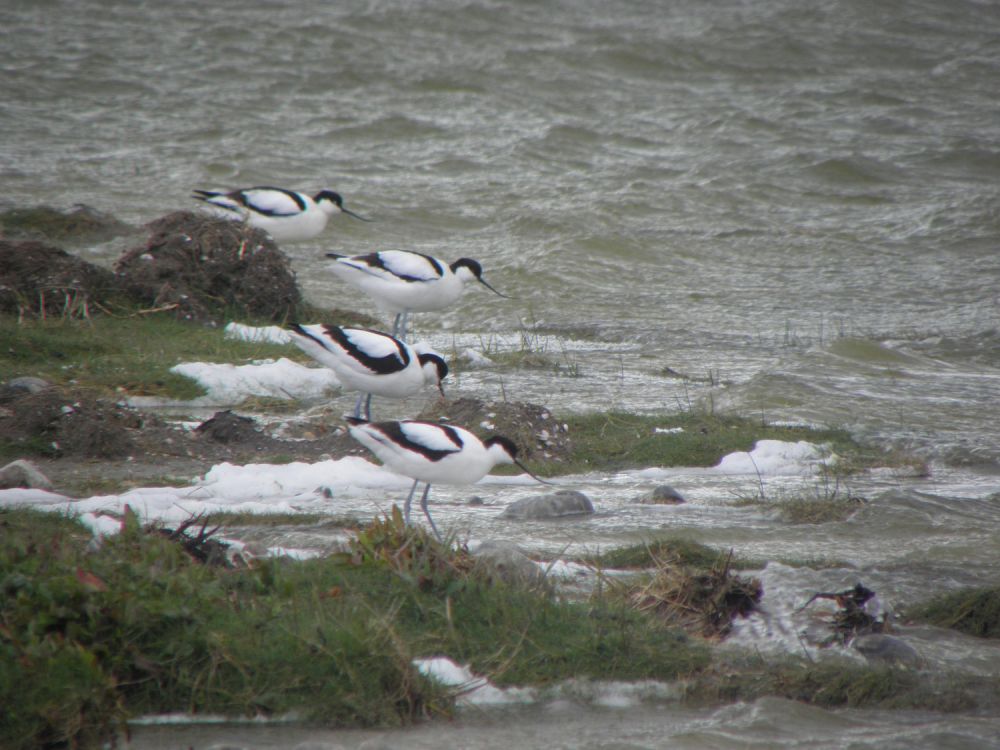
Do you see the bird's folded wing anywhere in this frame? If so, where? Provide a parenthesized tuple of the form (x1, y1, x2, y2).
(241, 188, 306, 217)
(396, 422, 464, 453)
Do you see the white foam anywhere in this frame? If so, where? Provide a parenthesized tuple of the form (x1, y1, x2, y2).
(223, 321, 293, 345)
(715, 440, 832, 476)
(171, 358, 339, 404)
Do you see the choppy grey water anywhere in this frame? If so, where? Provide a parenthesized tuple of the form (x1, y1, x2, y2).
(4, 0, 1000, 747)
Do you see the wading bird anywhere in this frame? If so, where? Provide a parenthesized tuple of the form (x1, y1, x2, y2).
(325, 250, 506, 341)
(289, 324, 447, 419)
(193, 186, 369, 242)
(346, 417, 547, 539)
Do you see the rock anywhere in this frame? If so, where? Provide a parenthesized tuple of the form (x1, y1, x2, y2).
(852, 633, 922, 667)
(0, 459, 52, 490)
(633, 484, 686, 505)
(0, 377, 51, 402)
(500, 489, 594, 520)
(471, 540, 549, 589)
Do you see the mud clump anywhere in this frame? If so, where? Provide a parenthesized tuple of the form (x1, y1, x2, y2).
(0, 240, 123, 318)
(114, 211, 302, 324)
(0, 385, 149, 459)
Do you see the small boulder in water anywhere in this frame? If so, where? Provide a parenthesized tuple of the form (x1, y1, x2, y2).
(500, 489, 595, 520)
(633, 484, 686, 505)
(852, 634, 922, 668)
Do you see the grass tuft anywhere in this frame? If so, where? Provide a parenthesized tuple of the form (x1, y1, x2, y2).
(905, 587, 1000, 639)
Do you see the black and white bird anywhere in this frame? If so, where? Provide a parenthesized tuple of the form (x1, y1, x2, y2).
(192, 186, 369, 242)
(346, 417, 547, 539)
(289, 324, 447, 419)
(325, 250, 507, 341)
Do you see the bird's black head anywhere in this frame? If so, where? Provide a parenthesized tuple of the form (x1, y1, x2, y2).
(450, 257, 483, 278)
(313, 190, 345, 208)
(419, 353, 450, 382)
(485, 434, 519, 459)
(314, 190, 371, 221)
(451, 258, 509, 298)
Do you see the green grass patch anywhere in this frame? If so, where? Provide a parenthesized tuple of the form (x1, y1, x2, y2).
(905, 587, 1000, 639)
(529, 411, 860, 475)
(589, 537, 739, 570)
(1, 507, 708, 749)
(731, 493, 866, 524)
(1, 314, 300, 399)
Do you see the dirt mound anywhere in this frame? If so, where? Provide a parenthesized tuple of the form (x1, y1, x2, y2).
(417, 397, 571, 463)
(0, 240, 123, 318)
(114, 211, 302, 324)
(0, 384, 151, 459)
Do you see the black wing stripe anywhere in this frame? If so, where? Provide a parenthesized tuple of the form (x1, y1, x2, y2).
(378, 421, 462, 462)
(362, 252, 445, 283)
(324, 326, 409, 374)
(241, 186, 307, 217)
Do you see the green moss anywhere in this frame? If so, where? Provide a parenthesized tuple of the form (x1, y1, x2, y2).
(906, 587, 1000, 639)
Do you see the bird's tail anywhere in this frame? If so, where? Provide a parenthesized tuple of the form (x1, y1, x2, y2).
(325, 252, 347, 260)
(345, 415, 369, 426)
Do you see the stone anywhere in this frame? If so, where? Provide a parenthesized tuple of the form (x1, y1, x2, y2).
(471, 540, 548, 589)
(633, 484, 686, 505)
(0, 459, 52, 490)
(500, 489, 595, 520)
(852, 634, 922, 667)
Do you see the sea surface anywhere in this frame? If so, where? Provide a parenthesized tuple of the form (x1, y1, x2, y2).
(3, 0, 1000, 747)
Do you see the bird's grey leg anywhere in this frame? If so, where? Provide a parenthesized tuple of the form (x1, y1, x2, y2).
(419, 483, 441, 541)
(363, 393, 373, 420)
(400, 311, 409, 342)
(391, 312, 403, 338)
(352, 393, 365, 419)
(402, 479, 420, 525)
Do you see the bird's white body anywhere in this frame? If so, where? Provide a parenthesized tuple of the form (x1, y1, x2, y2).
(325, 251, 483, 314)
(348, 418, 542, 539)
(193, 186, 363, 242)
(347, 419, 517, 485)
(289, 324, 446, 399)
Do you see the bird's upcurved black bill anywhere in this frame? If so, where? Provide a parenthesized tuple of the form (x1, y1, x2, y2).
(515, 459, 553, 484)
(479, 277, 510, 298)
(343, 207, 373, 222)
